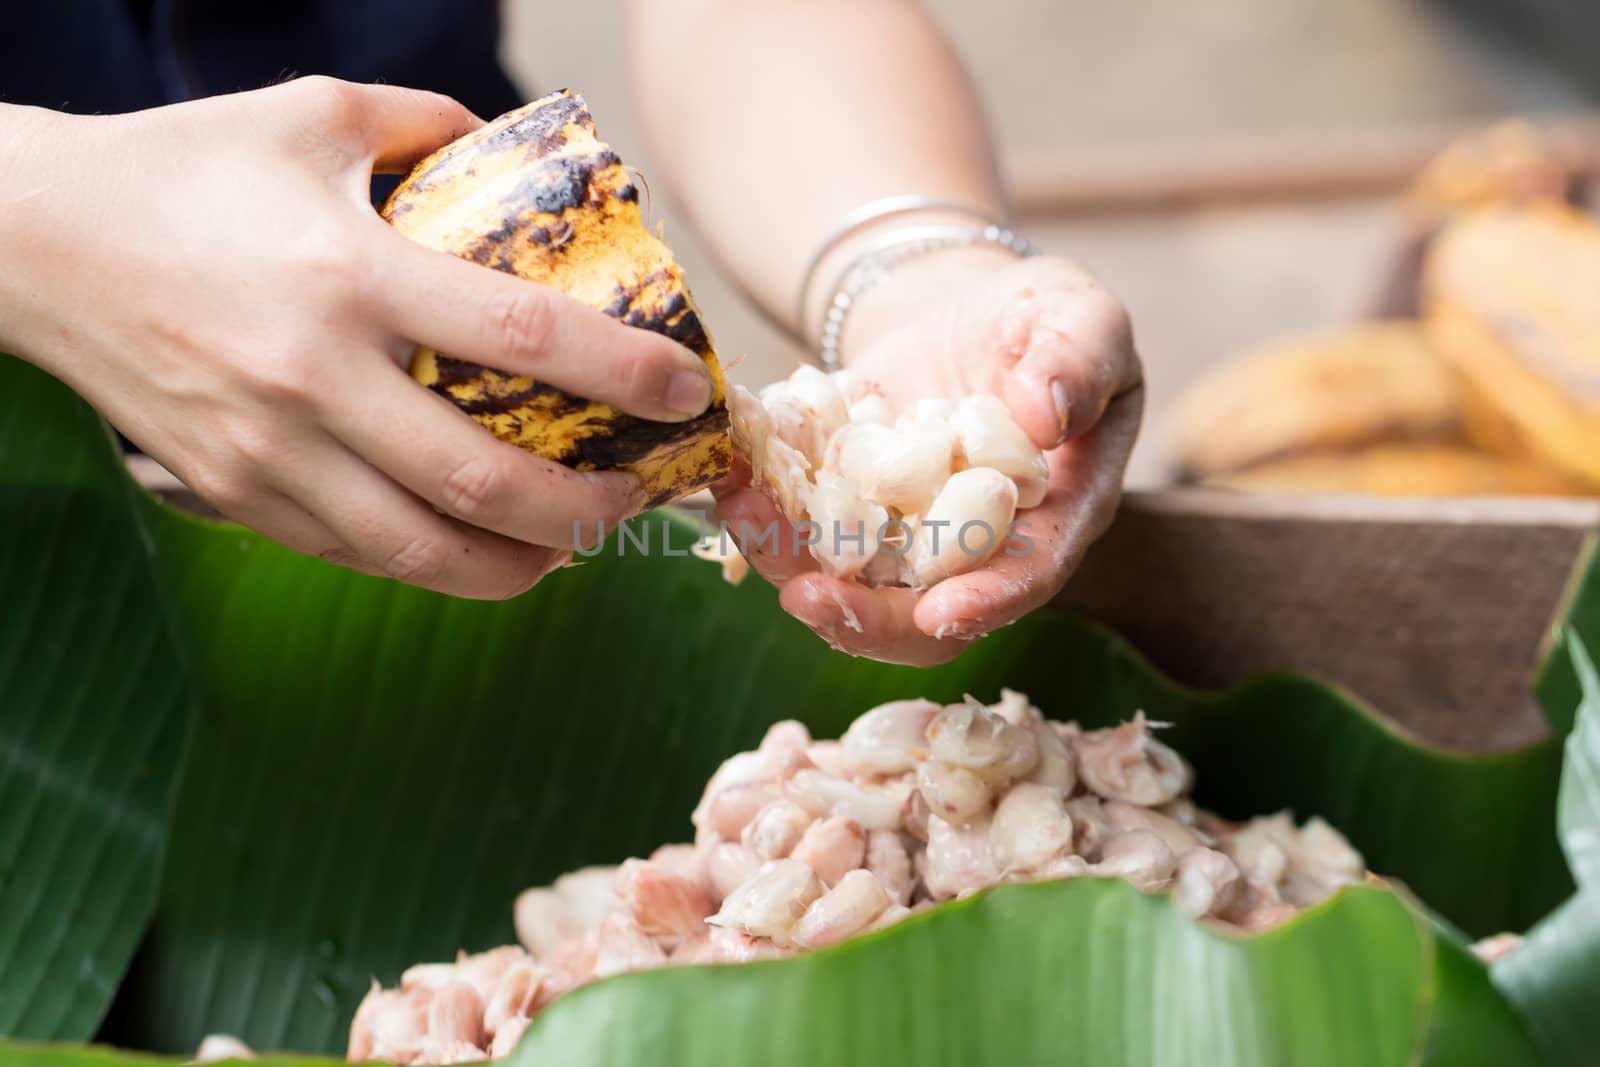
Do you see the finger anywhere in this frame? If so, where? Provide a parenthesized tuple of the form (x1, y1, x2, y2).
(910, 506, 1067, 641)
(946, 259, 1141, 450)
(992, 271, 1145, 451)
(272, 441, 566, 600)
(212, 487, 376, 574)
(713, 487, 819, 586)
(781, 575, 969, 668)
(318, 359, 643, 550)
(370, 225, 718, 423)
(343, 82, 485, 173)
(709, 453, 754, 499)
(913, 387, 1143, 637)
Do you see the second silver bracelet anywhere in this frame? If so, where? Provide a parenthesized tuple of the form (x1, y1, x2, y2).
(814, 222, 1035, 371)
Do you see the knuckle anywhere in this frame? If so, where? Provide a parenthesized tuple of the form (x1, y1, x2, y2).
(286, 225, 361, 296)
(219, 415, 289, 467)
(489, 289, 556, 366)
(439, 452, 508, 522)
(277, 77, 372, 170)
(624, 339, 681, 395)
(233, 345, 322, 406)
(291, 75, 363, 133)
(382, 535, 450, 587)
(185, 463, 254, 514)
(1082, 281, 1132, 339)
(1026, 258, 1135, 360)
(1095, 298, 1138, 374)
(1045, 260, 1129, 333)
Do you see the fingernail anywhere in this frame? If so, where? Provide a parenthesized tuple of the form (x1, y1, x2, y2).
(1050, 378, 1071, 438)
(668, 369, 714, 417)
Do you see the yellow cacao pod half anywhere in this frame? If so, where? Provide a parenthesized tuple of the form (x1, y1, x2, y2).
(382, 90, 730, 507)
(1375, 119, 1581, 318)
(1422, 202, 1600, 488)
(1211, 442, 1590, 497)
(1166, 321, 1465, 481)
(1403, 119, 1579, 221)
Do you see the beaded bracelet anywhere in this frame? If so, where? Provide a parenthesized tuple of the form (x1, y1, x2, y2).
(793, 196, 1004, 341)
(812, 220, 1034, 371)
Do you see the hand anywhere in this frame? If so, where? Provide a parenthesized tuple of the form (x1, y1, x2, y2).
(715, 249, 1143, 665)
(0, 77, 718, 599)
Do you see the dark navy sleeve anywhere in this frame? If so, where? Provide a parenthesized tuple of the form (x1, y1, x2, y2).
(0, 0, 526, 120)
(0, 0, 168, 113)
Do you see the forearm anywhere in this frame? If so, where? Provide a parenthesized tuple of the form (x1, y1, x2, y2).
(0, 103, 82, 368)
(625, 0, 1003, 341)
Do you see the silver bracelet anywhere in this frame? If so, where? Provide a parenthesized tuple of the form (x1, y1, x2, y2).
(794, 195, 1010, 347)
(814, 221, 1035, 371)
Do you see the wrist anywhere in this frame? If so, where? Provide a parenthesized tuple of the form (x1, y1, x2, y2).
(0, 106, 85, 367)
(0, 104, 75, 226)
(835, 242, 1020, 364)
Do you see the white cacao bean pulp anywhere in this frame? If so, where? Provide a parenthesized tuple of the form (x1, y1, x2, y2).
(725, 368, 1052, 588)
(341, 691, 1369, 1065)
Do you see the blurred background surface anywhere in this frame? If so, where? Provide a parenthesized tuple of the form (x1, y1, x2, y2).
(503, 0, 1600, 484)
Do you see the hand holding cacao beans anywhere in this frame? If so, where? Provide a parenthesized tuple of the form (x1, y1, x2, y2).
(715, 253, 1144, 665)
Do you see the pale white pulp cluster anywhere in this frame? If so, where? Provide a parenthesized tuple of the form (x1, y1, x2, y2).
(336, 692, 1366, 1065)
(725, 368, 1050, 588)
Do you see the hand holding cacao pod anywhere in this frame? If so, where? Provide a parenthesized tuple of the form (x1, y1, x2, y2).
(0, 78, 718, 599)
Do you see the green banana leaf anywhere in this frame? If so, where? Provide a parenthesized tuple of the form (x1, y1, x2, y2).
(513, 880, 1545, 1067)
(1493, 634, 1600, 1066)
(7, 880, 1551, 1067)
(0, 352, 1589, 1064)
(0, 369, 191, 1039)
(1551, 635, 1600, 888)
(1535, 535, 1600, 735)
